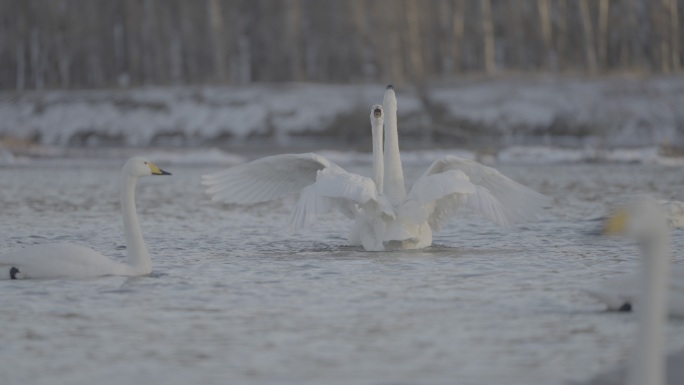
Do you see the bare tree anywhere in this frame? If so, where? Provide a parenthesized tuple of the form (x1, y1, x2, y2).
(451, 0, 466, 74)
(579, 0, 598, 73)
(537, 0, 553, 70)
(208, 0, 228, 83)
(597, 0, 609, 70)
(480, 0, 495, 73)
(669, 0, 680, 72)
(0, 0, 682, 90)
(405, 0, 425, 81)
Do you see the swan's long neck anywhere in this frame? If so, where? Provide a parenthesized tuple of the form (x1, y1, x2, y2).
(121, 174, 152, 275)
(372, 119, 384, 194)
(383, 91, 406, 204)
(627, 230, 670, 385)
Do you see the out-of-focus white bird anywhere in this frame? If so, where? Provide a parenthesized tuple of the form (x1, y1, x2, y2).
(589, 201, 684, 317)
(657, 199, 684, 228)
(202, 86, 550, 251)
(0, 157, 171, 279)
(589, 199, 682, 385)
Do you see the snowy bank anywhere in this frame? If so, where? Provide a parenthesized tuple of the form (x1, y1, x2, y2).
(1, 76, 684, 149)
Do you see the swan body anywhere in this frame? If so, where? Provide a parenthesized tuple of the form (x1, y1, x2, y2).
(0, 157, 170, 279)
(589, 199, 684, 317)
(658, 199, 684, 228)
(587, 266, 684, 317)
(590, 200, 675, 385)
(202, 86, 550, 251)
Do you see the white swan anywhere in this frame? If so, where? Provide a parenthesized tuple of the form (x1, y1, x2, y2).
(658, 199, 684, 228)
(0, 157, 171, 279)
(589, 200, 680, 385)
(202, 86, 550, 251)
(589, 202, 684, 318)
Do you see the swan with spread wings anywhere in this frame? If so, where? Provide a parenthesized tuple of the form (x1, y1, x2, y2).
(202, 86, 550, 251)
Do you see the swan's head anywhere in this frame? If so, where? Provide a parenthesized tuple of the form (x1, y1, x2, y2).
(370, 104, 384, 126)
(383, 84, 397, 111)
(124, 156, 172, 177)
(604, 199, 668, 242)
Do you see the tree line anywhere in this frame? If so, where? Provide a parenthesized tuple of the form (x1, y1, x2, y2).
(0, 0, 681, 91)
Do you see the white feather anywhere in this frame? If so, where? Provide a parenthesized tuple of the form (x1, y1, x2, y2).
(420, 155, 552, 225)
(290, 168, 378, 231)
(202, 153, 335, 205)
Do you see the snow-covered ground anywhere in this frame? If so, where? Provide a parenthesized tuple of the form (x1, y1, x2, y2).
(2, 76, 684, 151)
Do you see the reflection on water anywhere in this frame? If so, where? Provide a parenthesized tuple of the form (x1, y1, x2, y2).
(0, 159, 683, 385)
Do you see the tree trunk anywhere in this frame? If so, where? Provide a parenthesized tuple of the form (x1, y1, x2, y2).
(286, 0, 302, 81)
(124, 0, 140, 85)
(598, 0, 609, 71)
(670, 0, 680, 72)
(16, 41, 25, 91)
(481, 0, 495, 73)
(556, 0, 567, 71)
(405, 0, 425, 81)
(537, 0, 553, 70)
(579, 0, 598, 74)
(451, 0, 465, 73)
(208, 0, 228, 83)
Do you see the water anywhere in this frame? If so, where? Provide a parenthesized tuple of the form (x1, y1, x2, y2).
(1, 158, 684, 385)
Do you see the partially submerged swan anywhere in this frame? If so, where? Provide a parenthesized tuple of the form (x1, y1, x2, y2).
(0, 157, 171, 279)
(202, 86, 550, 251)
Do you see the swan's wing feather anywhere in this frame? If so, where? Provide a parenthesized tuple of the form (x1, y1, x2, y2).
(421, 156, 551, 224)
(404, 169, 509, 229)
(290, 168, 377, 231)
(202, 153, 334, 205)
(408, 169, 476, 204)
(400, 170, 475, 226)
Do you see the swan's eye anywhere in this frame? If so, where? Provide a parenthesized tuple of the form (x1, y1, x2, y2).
(374, 109, 382, 117)
(144, 161, 148, 164)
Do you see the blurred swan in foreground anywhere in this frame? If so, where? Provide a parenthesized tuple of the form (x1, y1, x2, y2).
(658, 199, 684, 228)
(588, 200, 684, 317)
(588, 199, 682, 385)
(202, 85, 550, 251)
(0, 157, 170, 279)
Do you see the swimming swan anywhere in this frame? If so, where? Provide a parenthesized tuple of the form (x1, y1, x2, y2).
(591, 200, 680, 385)
(0, 157, 171, 279)
(589, 201, 684, 318)
(202, 86, 550, 251)
(658, 199, 684, 228)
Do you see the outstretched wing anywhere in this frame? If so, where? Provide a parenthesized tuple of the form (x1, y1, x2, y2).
(419, 156, 551, 227)
(202, 153, 338, 205)
(402, 169, 508, 229)
(291, 168, 381, 231)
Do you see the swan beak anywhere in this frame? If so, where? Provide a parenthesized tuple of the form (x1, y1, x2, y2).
(604, 210, 628, 235)
(148, 162, 172, 176)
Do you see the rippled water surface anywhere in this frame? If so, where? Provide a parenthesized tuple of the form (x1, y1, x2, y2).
(1, 158, 684, 385)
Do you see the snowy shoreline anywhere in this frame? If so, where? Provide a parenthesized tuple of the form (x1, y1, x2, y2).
(2, 76, 684, 151)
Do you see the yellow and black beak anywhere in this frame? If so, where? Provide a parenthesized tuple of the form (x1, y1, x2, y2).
(148, 162, 172, 176)
(603, 209, 628, 235)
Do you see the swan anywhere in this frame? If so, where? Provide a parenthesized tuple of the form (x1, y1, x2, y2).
(588, 201, 684, 318)
(0, 156, 171, 279)
(658, 199, 684, 228)
(202, 85, 550, 251)
(589, 200, 680, 385)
